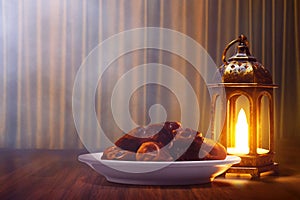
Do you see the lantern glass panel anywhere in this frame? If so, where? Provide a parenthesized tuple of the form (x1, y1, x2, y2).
(257, 95, 270, 154)
(213, 96, 224, 141)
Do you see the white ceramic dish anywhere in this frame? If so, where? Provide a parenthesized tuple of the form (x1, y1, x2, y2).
(78, 153, 240, 185)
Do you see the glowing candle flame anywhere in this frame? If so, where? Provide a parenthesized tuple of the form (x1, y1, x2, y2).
(235, 108, 249, 154)
(227, 108, 250, 155)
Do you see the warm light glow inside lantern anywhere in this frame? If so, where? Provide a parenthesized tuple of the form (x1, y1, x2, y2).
(227, 108, 270, 155)
(227, 109, 249, 155)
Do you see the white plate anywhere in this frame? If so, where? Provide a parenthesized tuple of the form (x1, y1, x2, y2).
(78, 153, 241, 185)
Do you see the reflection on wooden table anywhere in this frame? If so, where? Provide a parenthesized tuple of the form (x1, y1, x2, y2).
(0, 139, 299, 200)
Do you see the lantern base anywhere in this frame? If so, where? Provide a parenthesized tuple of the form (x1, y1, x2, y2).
(225, 162, 279, 178)
(234, 153, 275, 167)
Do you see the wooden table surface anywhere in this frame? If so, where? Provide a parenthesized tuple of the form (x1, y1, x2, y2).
(1, 140, 300, 200)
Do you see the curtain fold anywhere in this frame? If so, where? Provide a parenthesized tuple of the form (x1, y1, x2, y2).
(0, 0, 299, 149)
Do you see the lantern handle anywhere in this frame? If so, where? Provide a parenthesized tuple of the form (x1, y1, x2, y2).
(222, 34, 249, 64)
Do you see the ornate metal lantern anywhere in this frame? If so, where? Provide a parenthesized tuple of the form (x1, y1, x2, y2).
(210, 35, 278, 178)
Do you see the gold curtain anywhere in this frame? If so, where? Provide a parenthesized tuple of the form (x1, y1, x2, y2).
(0, 0, 299, 149)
